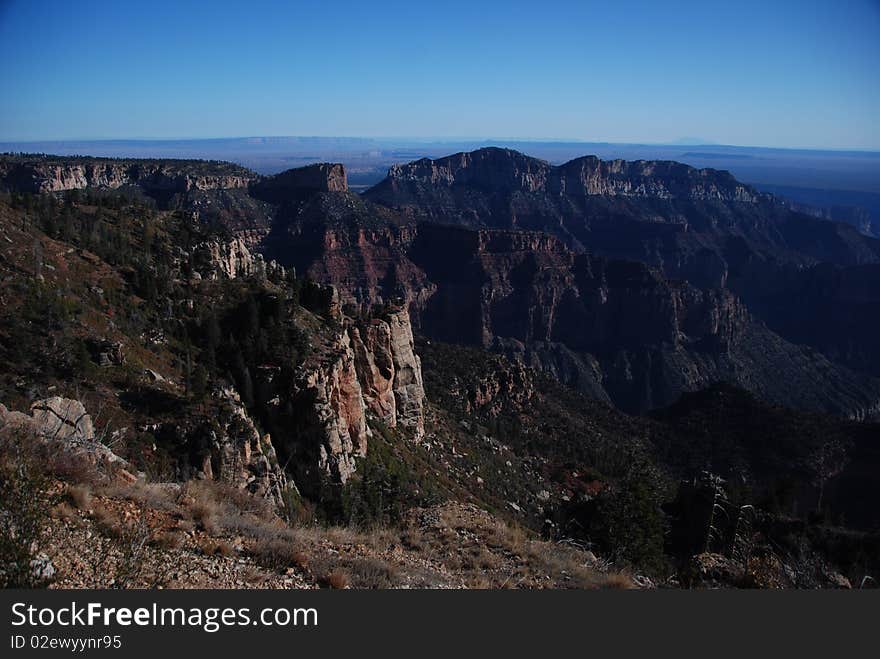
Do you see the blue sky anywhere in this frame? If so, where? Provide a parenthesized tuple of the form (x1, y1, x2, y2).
(1, 0, 878, 148)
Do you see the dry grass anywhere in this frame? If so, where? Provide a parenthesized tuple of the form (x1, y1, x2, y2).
(249, 536, 307, 571)
(151, 530, 184, 551)
(188, 500, 220, 535)
(240, 565, 268, 587)
(345, 558, 399, 589)
(324, 569, 350, 589)
(90, 503, 120, 537)
(99, 481, 181, 512)
(41, 464, 635, 590)
(395, 503, 626, 589)
(200, 539, 235, 558)
(50, 501, 79, 522)
(68, 484, 93, 510)
(46, 449, 101, 485)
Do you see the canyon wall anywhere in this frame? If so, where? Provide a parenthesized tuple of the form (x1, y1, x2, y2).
(0, 158, 254, 194)
(283, 306, 426, 492)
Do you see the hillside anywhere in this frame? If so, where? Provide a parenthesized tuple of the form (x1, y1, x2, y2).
(1, 153, 878, 589)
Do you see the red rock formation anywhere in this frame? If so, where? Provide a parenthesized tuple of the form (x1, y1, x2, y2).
(294, 328, 369, 483)
(350, 307, 426, 438)
(351, 320, 397, 425)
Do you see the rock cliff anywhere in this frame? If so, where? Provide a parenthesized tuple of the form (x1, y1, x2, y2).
(376, 147, 758, 202)
(404, 224, 879, 416)
(261, 206, 880, 417)
(365, 147, 880, 293)
(350, 309, 426, 437)
(384, 308, 426, 437)
(284, 305, 426, 491)
(192, 235, 283, 280)
(0, 156, 254, 194)
(291, 326, 370, 485)
(251, 163, 348, 203)
(5, 152, 878, 421)
(199, 388, 290, 506)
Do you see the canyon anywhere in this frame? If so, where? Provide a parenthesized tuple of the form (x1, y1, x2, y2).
(3, 149, 880, 419)
(2, 149, 880, 589)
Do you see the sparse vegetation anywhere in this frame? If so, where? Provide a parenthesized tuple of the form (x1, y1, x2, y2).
(0, 430, 52, 588)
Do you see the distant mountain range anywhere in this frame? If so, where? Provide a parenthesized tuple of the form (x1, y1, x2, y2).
(5, 136, 877, 234)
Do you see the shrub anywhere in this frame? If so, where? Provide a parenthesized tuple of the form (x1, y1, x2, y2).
(585, 458, 669, 572)
(0, 430, 51, 588)
(151, 531, 184, 551)
(249, 537, 307, 571)
(200, 539, 235, 558)
(346, 558, 399, 588)
(46, 448, 101, 485)
(324, 569, 349, 589)
(68, 484, 93, 510)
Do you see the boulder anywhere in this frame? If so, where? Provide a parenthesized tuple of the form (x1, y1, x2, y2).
(0, 398, 134, 482)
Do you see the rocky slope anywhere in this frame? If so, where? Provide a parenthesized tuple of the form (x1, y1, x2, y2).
(277, 304, 426, 492)
(0, 189, 427, 505)
(351, 307, 426, 437)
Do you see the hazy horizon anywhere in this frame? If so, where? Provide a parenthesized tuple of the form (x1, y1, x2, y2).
(3, 135, 880, 154)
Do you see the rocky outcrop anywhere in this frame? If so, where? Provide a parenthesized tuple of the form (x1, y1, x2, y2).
(293, 329, 370, 485)
(376, 147, 758, 202)
(189, 234, 289, 284)
(463, 359, 535, 417)
(251, 163, 348, 204)
(0, 156, 254, 195)
(87, 339, 125, 367)
(145, 389, 292, 506)
(193, 236, 264, 280)
(273, 304, 427, 494)
(273, 162, 348, 193)
(386, 308, 426, 437)
(0, 398, 134, 481)
(200, 388, 290, 506)
(351, 321, 397, 425)
(350, 308, 426, 438)
(28, 397, 95, 441)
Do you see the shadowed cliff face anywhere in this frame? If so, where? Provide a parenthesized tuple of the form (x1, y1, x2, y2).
(358, 148, 880, 398)
(260, 209, 880, 417)
(365, 147, 880, 288)
(250, 162, 348, 204)
(210, 154, 880, 418)
(373, 147, 758, 202)
(403, 224, 880, 416)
